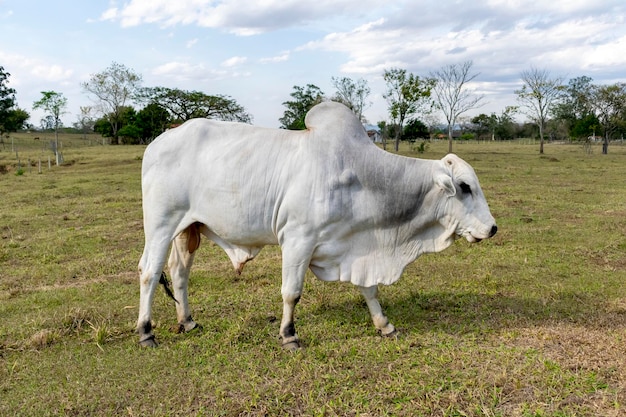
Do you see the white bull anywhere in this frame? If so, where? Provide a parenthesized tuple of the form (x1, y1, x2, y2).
(137, 101, 497, 349)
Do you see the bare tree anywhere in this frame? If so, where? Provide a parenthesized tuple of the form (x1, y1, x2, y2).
(515, 67, 564, 154)
(74, 106, 95, 141)
(331, 76, 371, 122)
(431, 61, 484, 153)
(383, 68, 435, 152)
(81, 62, 142, 144)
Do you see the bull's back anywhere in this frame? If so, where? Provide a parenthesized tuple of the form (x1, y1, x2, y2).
(142, 119, 303, 243)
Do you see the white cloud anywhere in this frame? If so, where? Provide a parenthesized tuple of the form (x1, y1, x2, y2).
(151, 61, 227, 83)
(100, 0, 386, 34)
(221, 56, 247, 67)
(299, 4, 626, 83)
(99, 6, 118, 22)
(583, 34, 626, 68)
(0, 52, 74, 85)
(185, 38, 198, 48)
(259, 52, 290, 64)
(30, 64, 74, 83)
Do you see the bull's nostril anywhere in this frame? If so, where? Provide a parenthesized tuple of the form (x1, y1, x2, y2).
(489, 225, 498, 237)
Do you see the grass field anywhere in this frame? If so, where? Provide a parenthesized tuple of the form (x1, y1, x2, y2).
(1, 132, 625, 416)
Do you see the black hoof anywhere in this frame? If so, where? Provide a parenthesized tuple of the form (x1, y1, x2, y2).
(171, 320, 202, 334)
(139, 335, 158, 348)
(186, 322, 202, 332)
(380, 328, 400, 339)
(282, 340, 301, 351)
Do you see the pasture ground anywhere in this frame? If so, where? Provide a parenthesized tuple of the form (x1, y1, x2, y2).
(1, 133, 625, 416)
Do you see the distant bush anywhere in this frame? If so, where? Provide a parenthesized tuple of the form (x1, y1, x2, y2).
(411, 141, 429, 154)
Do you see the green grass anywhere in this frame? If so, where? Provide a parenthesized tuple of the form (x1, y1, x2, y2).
(1, 133, 626, 416)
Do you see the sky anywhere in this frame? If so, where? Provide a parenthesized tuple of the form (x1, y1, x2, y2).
(1, 0, 625, 129)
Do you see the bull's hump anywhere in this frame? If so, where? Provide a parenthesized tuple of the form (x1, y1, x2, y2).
(304, 102, 372, 146)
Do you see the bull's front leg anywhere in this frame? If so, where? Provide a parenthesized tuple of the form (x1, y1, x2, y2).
(358, 285, 397, 337)
(280, 291, 301, 351)
(279, 244, 312, 351)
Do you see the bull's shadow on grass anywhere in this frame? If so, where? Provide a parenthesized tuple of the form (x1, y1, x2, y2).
(304, 289, 622, 340)
(180, 280, 624, 348)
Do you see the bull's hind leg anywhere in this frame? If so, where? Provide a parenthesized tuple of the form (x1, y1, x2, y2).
(168, 224, 201, 334)
(358, 285, 397, 337)
(137, 240, 171, 347)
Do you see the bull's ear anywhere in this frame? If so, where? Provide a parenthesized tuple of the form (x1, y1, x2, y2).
(435, 174, 456, 197)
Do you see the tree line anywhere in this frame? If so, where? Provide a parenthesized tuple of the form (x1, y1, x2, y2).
(0, 61, 625, 154)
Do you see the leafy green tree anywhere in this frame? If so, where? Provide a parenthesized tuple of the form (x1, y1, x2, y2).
(472, 107, 519, 141)
(33, 91, 68, 164)
(96, 104, 169, 145)
(431, 61, 484, 153)
(515, 67, 565, 154)
(2, 108, 29, 134)
(383, 68, 435, 151)
(563, 76, 595, 119)
(570, 113, 600, 140)
(93, 106, 137, 143)
(114, 106, 138, 144)
(135, 103, 171, 142)
(93, 117, 113, 139)
(330, 76, 370, 121)
(553, 76, 596, 139)
(138, 87, 251, 123)
(402, 118, 429, 142)
(117, 124, 142, 144)
(591, 82, 626, 154)
(0, 66, 17, 136)
(81, 62, 143, 144)
(494, 107, 519, 140)
(279, 84, 324, 130)
(471, 113, 497, 141)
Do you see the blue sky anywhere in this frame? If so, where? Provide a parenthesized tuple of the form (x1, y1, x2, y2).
(1, 0, 625, 129)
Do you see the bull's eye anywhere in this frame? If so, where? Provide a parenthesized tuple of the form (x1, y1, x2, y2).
(460, 182, 472, 194)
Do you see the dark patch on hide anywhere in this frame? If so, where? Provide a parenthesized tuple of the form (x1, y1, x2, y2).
(141, 320, 152, 335)
(283, 322, 296, 339)
(384, 192, 425, 226)
(358, 154, 430, 227)
(375, 179, 428, 227)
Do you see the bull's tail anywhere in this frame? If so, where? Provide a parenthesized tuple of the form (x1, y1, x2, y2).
(159, 271, 178, 304)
